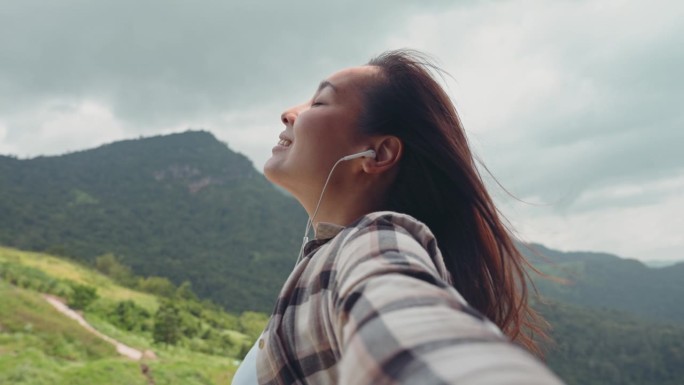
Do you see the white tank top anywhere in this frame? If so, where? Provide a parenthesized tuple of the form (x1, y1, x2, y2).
(231, 340, 259, 384)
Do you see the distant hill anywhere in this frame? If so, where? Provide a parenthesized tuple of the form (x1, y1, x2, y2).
(643, 259, 684, 268)
(522, 243, 684, 323)
(0, 130, 307, 312)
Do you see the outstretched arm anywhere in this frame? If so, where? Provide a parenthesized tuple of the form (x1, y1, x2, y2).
(331, 218, 564, 385)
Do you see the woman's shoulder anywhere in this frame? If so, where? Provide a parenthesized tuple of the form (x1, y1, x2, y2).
(343, 210, 437, 245)
(329, 210, 451, 285)
(337, 211, 441, 263)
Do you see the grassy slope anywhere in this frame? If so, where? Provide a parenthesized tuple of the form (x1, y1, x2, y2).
(0, 280, 142, 385)
(0, 246, 243, 384)
(0, 246, 158, 311)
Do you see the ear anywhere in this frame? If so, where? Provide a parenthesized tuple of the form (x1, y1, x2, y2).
(362, 136, 402, 175)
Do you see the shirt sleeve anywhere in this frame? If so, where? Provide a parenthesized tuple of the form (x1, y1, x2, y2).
(330, 215, 565, 385)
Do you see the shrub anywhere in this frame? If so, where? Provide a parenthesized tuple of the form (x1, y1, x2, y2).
(67, 284, 98, 310)
(153, 301, 182, 346)
(137, 276, 176, 297)
(238, 311, 268, 341)
(93, 253, 136, 287)
(107, 300, 151, 332)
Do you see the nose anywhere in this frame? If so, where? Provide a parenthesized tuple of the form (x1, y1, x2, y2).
(281, 102, 308, 126)
(281, 109, 297, 126)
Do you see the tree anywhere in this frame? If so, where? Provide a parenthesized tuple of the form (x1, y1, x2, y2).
(239, 311, 269, 341)
(153, 301, 182, 346)
(68, 283, 98, 310)
(109, 300, 151, 332)
(175, 281, 198, 301)
(94, 253, 135, 286)
(137, 276, 176, 297)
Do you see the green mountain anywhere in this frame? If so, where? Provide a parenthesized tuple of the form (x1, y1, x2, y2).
(0, 131, 307, 313)
(539, 301, 684, 385)
(523, 243, 684, 323)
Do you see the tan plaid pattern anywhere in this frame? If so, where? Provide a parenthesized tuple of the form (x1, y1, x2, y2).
(255, 211, 564, 384)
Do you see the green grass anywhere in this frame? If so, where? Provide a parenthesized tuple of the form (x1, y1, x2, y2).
(0, 281, 131, 384)
(0, 281, 116, 360)
(0, 246, 247, 384)
(58, 359, 144, 385)
(0, 246, 158, 311)
(146, 349, 239, 385)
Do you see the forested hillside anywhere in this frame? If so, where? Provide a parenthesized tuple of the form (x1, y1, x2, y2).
(539, 301, 684, 385)
(0, 131, 307, 312)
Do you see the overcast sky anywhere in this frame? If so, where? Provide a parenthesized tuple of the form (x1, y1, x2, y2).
(1, 0, 682, 263)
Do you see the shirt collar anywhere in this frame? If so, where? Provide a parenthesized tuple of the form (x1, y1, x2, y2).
(314, 222, 345, 240)
(299, 222, 346, 260)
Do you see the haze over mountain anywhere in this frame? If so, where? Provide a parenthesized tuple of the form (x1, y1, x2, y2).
(523, 243, 684, 323)
(1, 131, 682, 322)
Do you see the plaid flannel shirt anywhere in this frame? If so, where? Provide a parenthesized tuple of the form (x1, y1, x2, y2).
(255, 211, 564, 384)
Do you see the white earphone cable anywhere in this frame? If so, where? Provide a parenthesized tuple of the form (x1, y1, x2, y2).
(296, 157, 346, 264)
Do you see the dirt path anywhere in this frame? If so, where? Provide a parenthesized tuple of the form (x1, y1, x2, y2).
(43, 294, 148, 361)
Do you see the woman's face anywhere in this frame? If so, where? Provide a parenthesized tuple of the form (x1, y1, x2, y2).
(264, 65, 379, 200)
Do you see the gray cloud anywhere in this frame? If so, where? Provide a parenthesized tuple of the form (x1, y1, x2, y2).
(0, 0, 456, 128)
(465, 3, 684, 213)
(1, 0, 682, 260)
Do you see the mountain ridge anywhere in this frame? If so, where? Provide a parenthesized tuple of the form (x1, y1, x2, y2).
(523, 242, 684, 323)
(0, 130, 307, 312)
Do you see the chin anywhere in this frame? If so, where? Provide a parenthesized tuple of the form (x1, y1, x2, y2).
(265, 163, 303, 203)
(263, 159, 278, 183)
(264, 158, 287, 187)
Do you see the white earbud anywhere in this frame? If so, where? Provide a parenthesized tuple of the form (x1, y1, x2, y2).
(341, 149, 376, 161)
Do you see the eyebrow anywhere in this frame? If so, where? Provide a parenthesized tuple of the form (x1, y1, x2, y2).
(316, 80, 337, 94)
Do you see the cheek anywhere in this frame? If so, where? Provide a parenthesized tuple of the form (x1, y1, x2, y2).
(294, 118, 332, 153)
(291, 133, 333, 171)
(294, 112, 359, 162)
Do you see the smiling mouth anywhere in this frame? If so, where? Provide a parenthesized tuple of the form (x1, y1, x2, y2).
(278, 139, 292, 147)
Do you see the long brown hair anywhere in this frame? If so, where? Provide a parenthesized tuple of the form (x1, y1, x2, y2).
(360, 49, 548, 355)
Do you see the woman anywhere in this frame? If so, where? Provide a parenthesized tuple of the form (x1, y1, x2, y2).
(233, 50, 564, 384)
